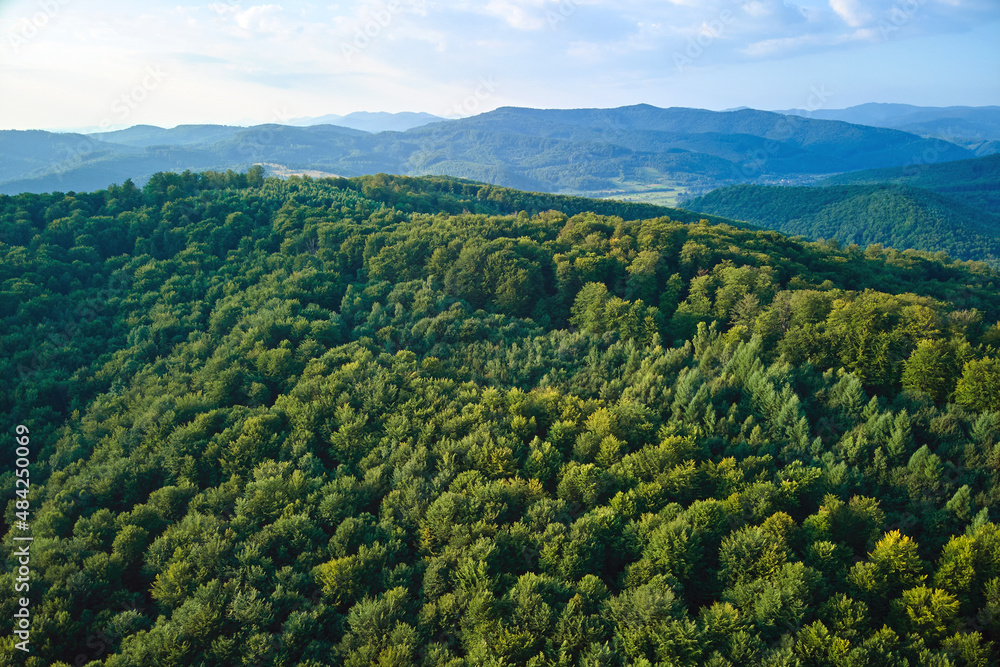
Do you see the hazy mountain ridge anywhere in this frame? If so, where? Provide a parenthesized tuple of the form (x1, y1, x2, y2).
(432, 105, 974, 172)
(0, 130, 143, 183)
(287, 111, 447, 132)
(776, 103, 1000, 151)
(0, 104, 978, 199)
(86, 124, 250, 147)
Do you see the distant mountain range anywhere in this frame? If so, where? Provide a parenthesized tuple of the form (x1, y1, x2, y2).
(0, 104, 985, 200)
(775, 103, 1000, 155)
(286, 111, 446, 132)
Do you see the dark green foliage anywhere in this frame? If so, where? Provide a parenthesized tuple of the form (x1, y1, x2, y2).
(2, 171, 1000, 666)
(821, 153, 1000, 215)
(685, 182, 1000, 263)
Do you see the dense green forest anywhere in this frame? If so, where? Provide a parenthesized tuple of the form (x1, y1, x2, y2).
(3, 171, 1000, 666)
(821, 154, 1000, 216)
(683, 183, 1000, 263)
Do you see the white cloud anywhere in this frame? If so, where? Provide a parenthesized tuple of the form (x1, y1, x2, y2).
(829, 0, 871, 28)
(741, 1, 772, 19)
(743, 27, 873, 57)
(227, 4, 298, 38)
(483, 0, 548, 30)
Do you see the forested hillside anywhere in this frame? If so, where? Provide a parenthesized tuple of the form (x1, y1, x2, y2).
(821, 154, 1000, 215)
(2, 172, 1000, 667)
(683, 183, 1000, 263)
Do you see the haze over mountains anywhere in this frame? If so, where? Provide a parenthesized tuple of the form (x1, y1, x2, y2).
(286, 111, 446, 132)
(1, 104, 992, 203)
(4, 103, 999, 263)
(775, 103, 1000, 154)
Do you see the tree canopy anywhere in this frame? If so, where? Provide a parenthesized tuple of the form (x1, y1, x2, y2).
(2, 171, 999, 666)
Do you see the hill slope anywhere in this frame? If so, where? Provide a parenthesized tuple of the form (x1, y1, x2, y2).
(2, 171, 1000, 666)
(683, 182, 1000, 262)
(820, 153, 1000, 215)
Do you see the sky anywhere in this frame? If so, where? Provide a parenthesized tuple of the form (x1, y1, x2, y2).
(0, 0, 997, 130)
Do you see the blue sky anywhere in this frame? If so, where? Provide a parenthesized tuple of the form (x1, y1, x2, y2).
(0, 0, 997, 130)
